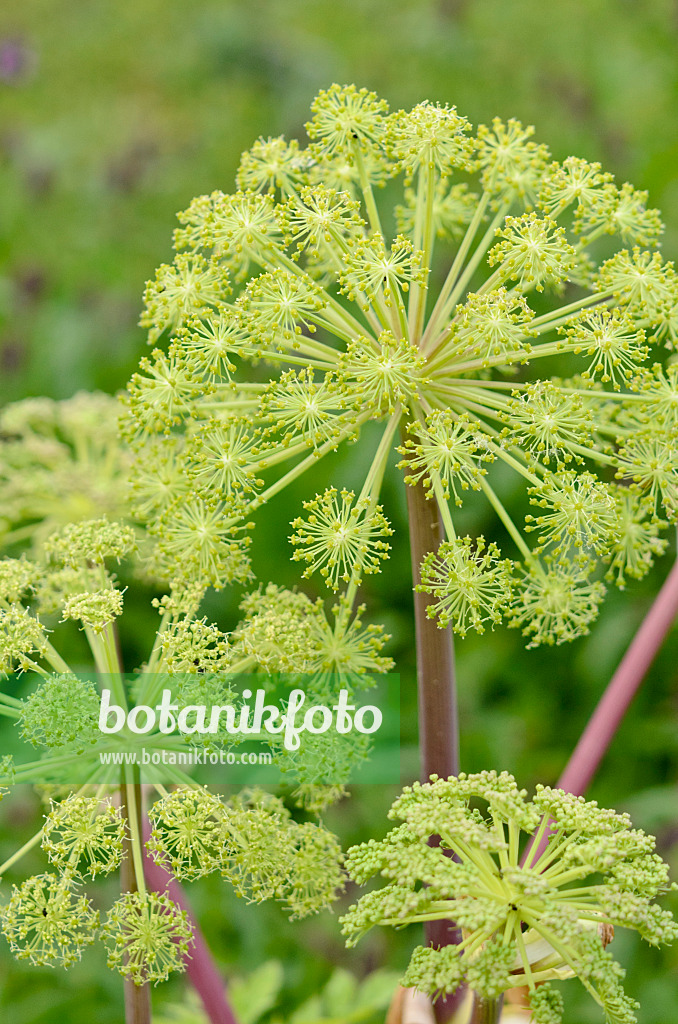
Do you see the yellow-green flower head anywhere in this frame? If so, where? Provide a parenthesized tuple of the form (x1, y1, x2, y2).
(220, 789, 345, 918)
(306, 84, 389, 157)
(290, 487, 392, 591)
(0, 873, 98, 968)
(102, 890, 194, 985)
(147, 788, 226, 882)
(341, 773, 677, 1024)
(44, 518, 136, 569)
(145, 786, 345, 919)
(0, 558, 39, 603)
(125, 85, 677, 643)
(230, 583, 321, 672)
(0, 604, 49, 676)
(42, 795, 126, 878)
(62, 588, 124, 634)
(19, 673, 101, 751)
(0, 393, 135, 560)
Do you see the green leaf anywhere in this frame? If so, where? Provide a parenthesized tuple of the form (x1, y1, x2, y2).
(231, 960, 285, 1024)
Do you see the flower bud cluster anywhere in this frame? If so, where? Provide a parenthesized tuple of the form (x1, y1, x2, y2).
(341, 772, 677, 1023)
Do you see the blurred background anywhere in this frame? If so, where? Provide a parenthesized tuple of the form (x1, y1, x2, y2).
(1, 1, 677, 1021)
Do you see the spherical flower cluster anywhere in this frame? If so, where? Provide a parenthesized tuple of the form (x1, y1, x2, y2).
(0, 873, 98, 968)
(0, 513, 376, 986)
(147, 787, 345, 919)
(123, 84, 677, 646)
(19, 673, 100, 750)
(102, 890, 194, 986)
(42, 795, 126, 878)
(341, 772, 677, 1023)
(290, 487, 393, 591)
(0, 393, 134, 559)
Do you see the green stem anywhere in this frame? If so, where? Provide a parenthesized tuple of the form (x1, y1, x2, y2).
(337, 411, 401, 627)
(436, 202, 511, 322)
(144, 609, 172, 677)
(252, 410, 372, 508)
(422, 193, 490, 350)
(3, 750, 100, 782)
(410, 163, 436, 342)
(469, 994, 504, 1024)
(121, 769, 151, 1024)
(42, 641, 73, 676)
(0, 829, 43, 876)
(0, 692, 24, 708)
(477, 477, 533, 562)
(352, 141, 383, 237)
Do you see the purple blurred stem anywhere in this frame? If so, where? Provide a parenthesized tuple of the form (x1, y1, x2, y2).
(524, 553, 678, 868)
(142, 820, 239, 1024)
(558, 554, 678, 795)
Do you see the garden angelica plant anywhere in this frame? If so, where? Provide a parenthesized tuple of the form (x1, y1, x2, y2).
(2, 82, 677, 1024)
(119, 84, 678, 1023)
(123, 84, 677, 792)
(0, 515, 364, 1006)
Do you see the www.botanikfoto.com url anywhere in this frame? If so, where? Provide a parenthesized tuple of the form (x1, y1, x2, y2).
(99, 749, 273, 767)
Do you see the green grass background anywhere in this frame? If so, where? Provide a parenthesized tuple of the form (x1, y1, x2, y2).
(1, 1, 677, 1021)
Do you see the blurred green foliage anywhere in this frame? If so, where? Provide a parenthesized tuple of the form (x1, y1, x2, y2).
(1, 1, 677, 1021)
(3, 0, 678, 403)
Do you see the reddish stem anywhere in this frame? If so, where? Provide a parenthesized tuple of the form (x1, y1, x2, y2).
(142, 820, 239, 1024)
(524, 554, 678, 868)
(402, 445, 459, 784)
(558, 555, 678, 795)
(402, 443, 463, 1023)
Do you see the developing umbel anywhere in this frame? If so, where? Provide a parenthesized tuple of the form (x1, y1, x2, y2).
(342, 773, 678, 1024)
(125, 84, 677, 647)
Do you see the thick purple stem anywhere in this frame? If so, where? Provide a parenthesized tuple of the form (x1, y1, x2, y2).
(558, 554, 678, 795)
(142, 820, 239, 1024)
(469, 993, 503, 1024)
(403, 452, 463, 1023)
(403, 456, 459, 782)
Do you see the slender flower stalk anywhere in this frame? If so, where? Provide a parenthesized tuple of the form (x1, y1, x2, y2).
(121, 776, 152, 1024)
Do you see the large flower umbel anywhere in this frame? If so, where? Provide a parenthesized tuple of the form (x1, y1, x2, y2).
(125, 85, 677, 646)
(341, 772, 677, 1024)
